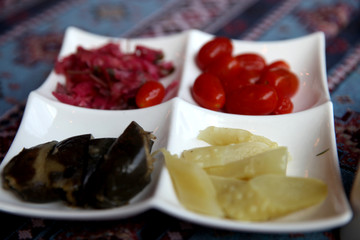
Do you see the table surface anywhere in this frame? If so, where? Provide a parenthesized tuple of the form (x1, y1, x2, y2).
(0, 0, 359, 239)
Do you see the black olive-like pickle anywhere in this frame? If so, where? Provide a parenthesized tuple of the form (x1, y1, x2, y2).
(2, 121, 156, 209)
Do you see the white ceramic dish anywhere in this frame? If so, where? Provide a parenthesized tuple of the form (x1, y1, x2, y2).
(0, 27, 351, 233)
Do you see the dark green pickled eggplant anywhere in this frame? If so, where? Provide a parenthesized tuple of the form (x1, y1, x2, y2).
(2, 141, 58, 202)
(85, 121, 156, 208)
(1, 121, 156, 209)
(46, 134, 92, 206)
(84, 137, 116, 184)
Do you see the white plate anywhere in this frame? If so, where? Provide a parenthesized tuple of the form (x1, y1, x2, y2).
(0, 27, 351, 233)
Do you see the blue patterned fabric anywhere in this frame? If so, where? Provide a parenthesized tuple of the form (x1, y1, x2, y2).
(0, 0, 359, 239)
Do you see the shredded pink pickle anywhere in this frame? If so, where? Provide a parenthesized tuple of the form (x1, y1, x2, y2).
(53, 43, 175, 109)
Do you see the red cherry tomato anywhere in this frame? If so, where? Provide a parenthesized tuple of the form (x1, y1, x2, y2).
(196, 37, 233, 71)
(204, 55, 241, 83)
(235, 53, 266, 73)
(192, 73, 226, 111)
(225, 85, 278, 115)
(272, 96, 294, 115)
(222, 69, 261, 93)
(259, 68, 299, 98)
(135, 81, 165, 108)
(266, 60, 290, 71)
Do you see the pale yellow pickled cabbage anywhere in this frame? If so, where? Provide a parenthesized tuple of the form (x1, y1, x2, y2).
(198, 126, 278, 148)
(205, 147, 288, 179)
(162, 149, 223, 217)
(211, 175, 327, 221)
(181, 142, 272, 168)
(163, 126, 328, 222)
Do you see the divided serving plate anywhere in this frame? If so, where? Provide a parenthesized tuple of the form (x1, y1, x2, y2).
(0, 27, 352, 233)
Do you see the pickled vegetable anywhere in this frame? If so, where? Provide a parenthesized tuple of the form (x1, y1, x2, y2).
(198, 126, 278, 147)
(211, 175, 328, 221)
(205, 147, 288, 179)
(162, 149, 223, 217)
(181, 142, 272, 168)
(86, 121, 156, 208)
(46, 134, 93, 206)
(163, 126, 328, 222)
(53, 43, 175, 110)
(250, 174, 328, 213)
(210, 176, 259, 220)
(2, 121, 156, 209)
(2, 141, 58, 202)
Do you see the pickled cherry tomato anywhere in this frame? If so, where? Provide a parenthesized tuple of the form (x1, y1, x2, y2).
(135, 81, 165, 108)
(192, 73, 225, 111)
(225, 85, 278, 115)
(193, 38, 299, 115)
(196, 37, 233, 70)
(272, 96, 294, 115)
(259, 68, 299, 98)
(204, 55, 241, 83)
(235, 53, 266, 73)
(222, 69, 260, 93)
(266, 60, 290, 71)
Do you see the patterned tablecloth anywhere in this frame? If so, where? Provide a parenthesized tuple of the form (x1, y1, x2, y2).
(0, 0, 359, 239)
